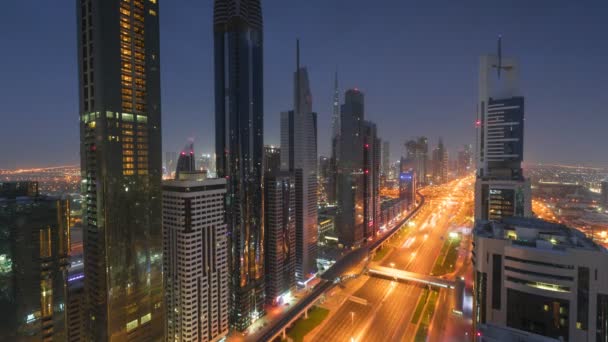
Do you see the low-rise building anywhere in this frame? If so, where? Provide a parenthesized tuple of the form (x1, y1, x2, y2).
(473, 217, 608, 341)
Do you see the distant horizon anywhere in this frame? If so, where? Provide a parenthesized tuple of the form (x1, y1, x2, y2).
(3, 160, 608, 172)
(1, 1, 607, 171)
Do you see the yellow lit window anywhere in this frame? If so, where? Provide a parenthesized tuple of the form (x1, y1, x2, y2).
(121, 48, 132, 57)
(120, 22, 130, 30)
(149, 9, 156, 16)
(120, 8, 131, 16)
(123, 130, 134, 136)
(140, 313, 152, 324)
(123, 149, 134, 155)
(123, 170, 135, 176)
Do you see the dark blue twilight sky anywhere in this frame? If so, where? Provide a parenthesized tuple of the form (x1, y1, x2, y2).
(0, 1, 607, 169)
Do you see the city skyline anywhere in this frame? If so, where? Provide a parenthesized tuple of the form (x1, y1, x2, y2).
(2, 1, 608, 169)
(2, 2, 608, 341)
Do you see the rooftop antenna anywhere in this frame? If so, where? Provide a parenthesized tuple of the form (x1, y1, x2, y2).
(296, 39, 301, 114)
(497, 35, 502, 79)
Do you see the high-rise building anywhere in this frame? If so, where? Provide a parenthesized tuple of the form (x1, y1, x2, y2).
(363, 122, 381, 239)
(404, 137, 429, 185)
(458, 144, 474, 176)
(264, 145, 281, 174)
(399, 159, 417, 208)
(318, 156, 330, 180)
(163, 174, 229, 342)
(473, 217, 608, 341)
(263, 172, 296, 306)
(0, 182, 70, 340)
(76, 0, 163, 339)
(214, 0, 265, 330)
(382, 140, 391, 180)
(328, 72, 340, 205)
(336, 89, 366, 247)
(175, 142, 196, 180)
(474, 38, 531, 222)
(432, 138, 448, 184)
(280, 40, 318, 283)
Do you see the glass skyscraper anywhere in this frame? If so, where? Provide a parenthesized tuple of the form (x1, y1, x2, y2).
(0, 182, 70, 341)
(77, 0, 163, 340)
(213, 0, 265, 331)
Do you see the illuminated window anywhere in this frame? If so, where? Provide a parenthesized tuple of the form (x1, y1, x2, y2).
(136, 115, 147, 123)
(140, 313, 151, 324)
(122, 113, 134, 122)
(123, 130, 134, 136)
(149, 9, 157, 16)
(124, 170, 135, 176)
(123, 150, 134, 155)
(120, 8, 131, 16)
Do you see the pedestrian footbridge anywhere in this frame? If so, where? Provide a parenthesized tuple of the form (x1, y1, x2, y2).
(368, 265, 455, 289)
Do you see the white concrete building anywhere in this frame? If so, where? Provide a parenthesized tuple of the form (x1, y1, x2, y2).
(473, 217, 608, 341)
(163, 174, 229, 342)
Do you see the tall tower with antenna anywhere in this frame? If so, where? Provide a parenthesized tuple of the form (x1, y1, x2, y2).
(474, 36, 531, 222)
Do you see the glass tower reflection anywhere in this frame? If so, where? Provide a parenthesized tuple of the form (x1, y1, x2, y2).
(213, 0, 265, 331)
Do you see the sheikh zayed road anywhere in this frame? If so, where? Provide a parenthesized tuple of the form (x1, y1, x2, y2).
(311, 176, 475, 342)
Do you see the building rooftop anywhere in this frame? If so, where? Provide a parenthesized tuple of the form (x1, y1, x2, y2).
(474, 216, 604, 252)
(162, 176, 226, 192)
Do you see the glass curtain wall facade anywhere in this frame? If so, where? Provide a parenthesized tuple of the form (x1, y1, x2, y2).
(77, 0, 163, 340)
(213, 0, 265, 331)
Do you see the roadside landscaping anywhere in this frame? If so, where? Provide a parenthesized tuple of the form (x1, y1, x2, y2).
(431, 235, 461, 276)
(414, 290, 439, 342)
(286, 306, 330, 342)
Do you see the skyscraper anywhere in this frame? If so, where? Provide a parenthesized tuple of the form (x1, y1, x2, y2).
(398, 160, 417, 208)
(263, 172, 296, 306)
(0, 182, 70, 340)
(475, 38, 531, 222)
(163, 174, 229, 342)
(336, 89, 366, 247)
(382, 140, 390, 180)
(328, 71, 340, 205)
(263, 145, 281, 174)
(404, 137, 429, 185)
(76, 0, 163, 340)
(175, 142, 195, 180)
(432, 138, 448, 184)
(280, 40, 318, 283)
(363, 122, 381, 239)
(213, 0, 265, 330)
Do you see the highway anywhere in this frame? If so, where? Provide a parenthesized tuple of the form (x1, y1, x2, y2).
(310, 176, 474, 342)
(252, 188, 426, 342)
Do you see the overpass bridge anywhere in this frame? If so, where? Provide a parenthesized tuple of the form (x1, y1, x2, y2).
(367, 265, 455, 289)
(249, 192, 426, 342)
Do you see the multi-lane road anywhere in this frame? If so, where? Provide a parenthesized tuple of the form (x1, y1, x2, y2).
(310, 177, 474, 342)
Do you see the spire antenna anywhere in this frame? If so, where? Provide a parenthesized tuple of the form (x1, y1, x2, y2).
(497, 35, 502, 79)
